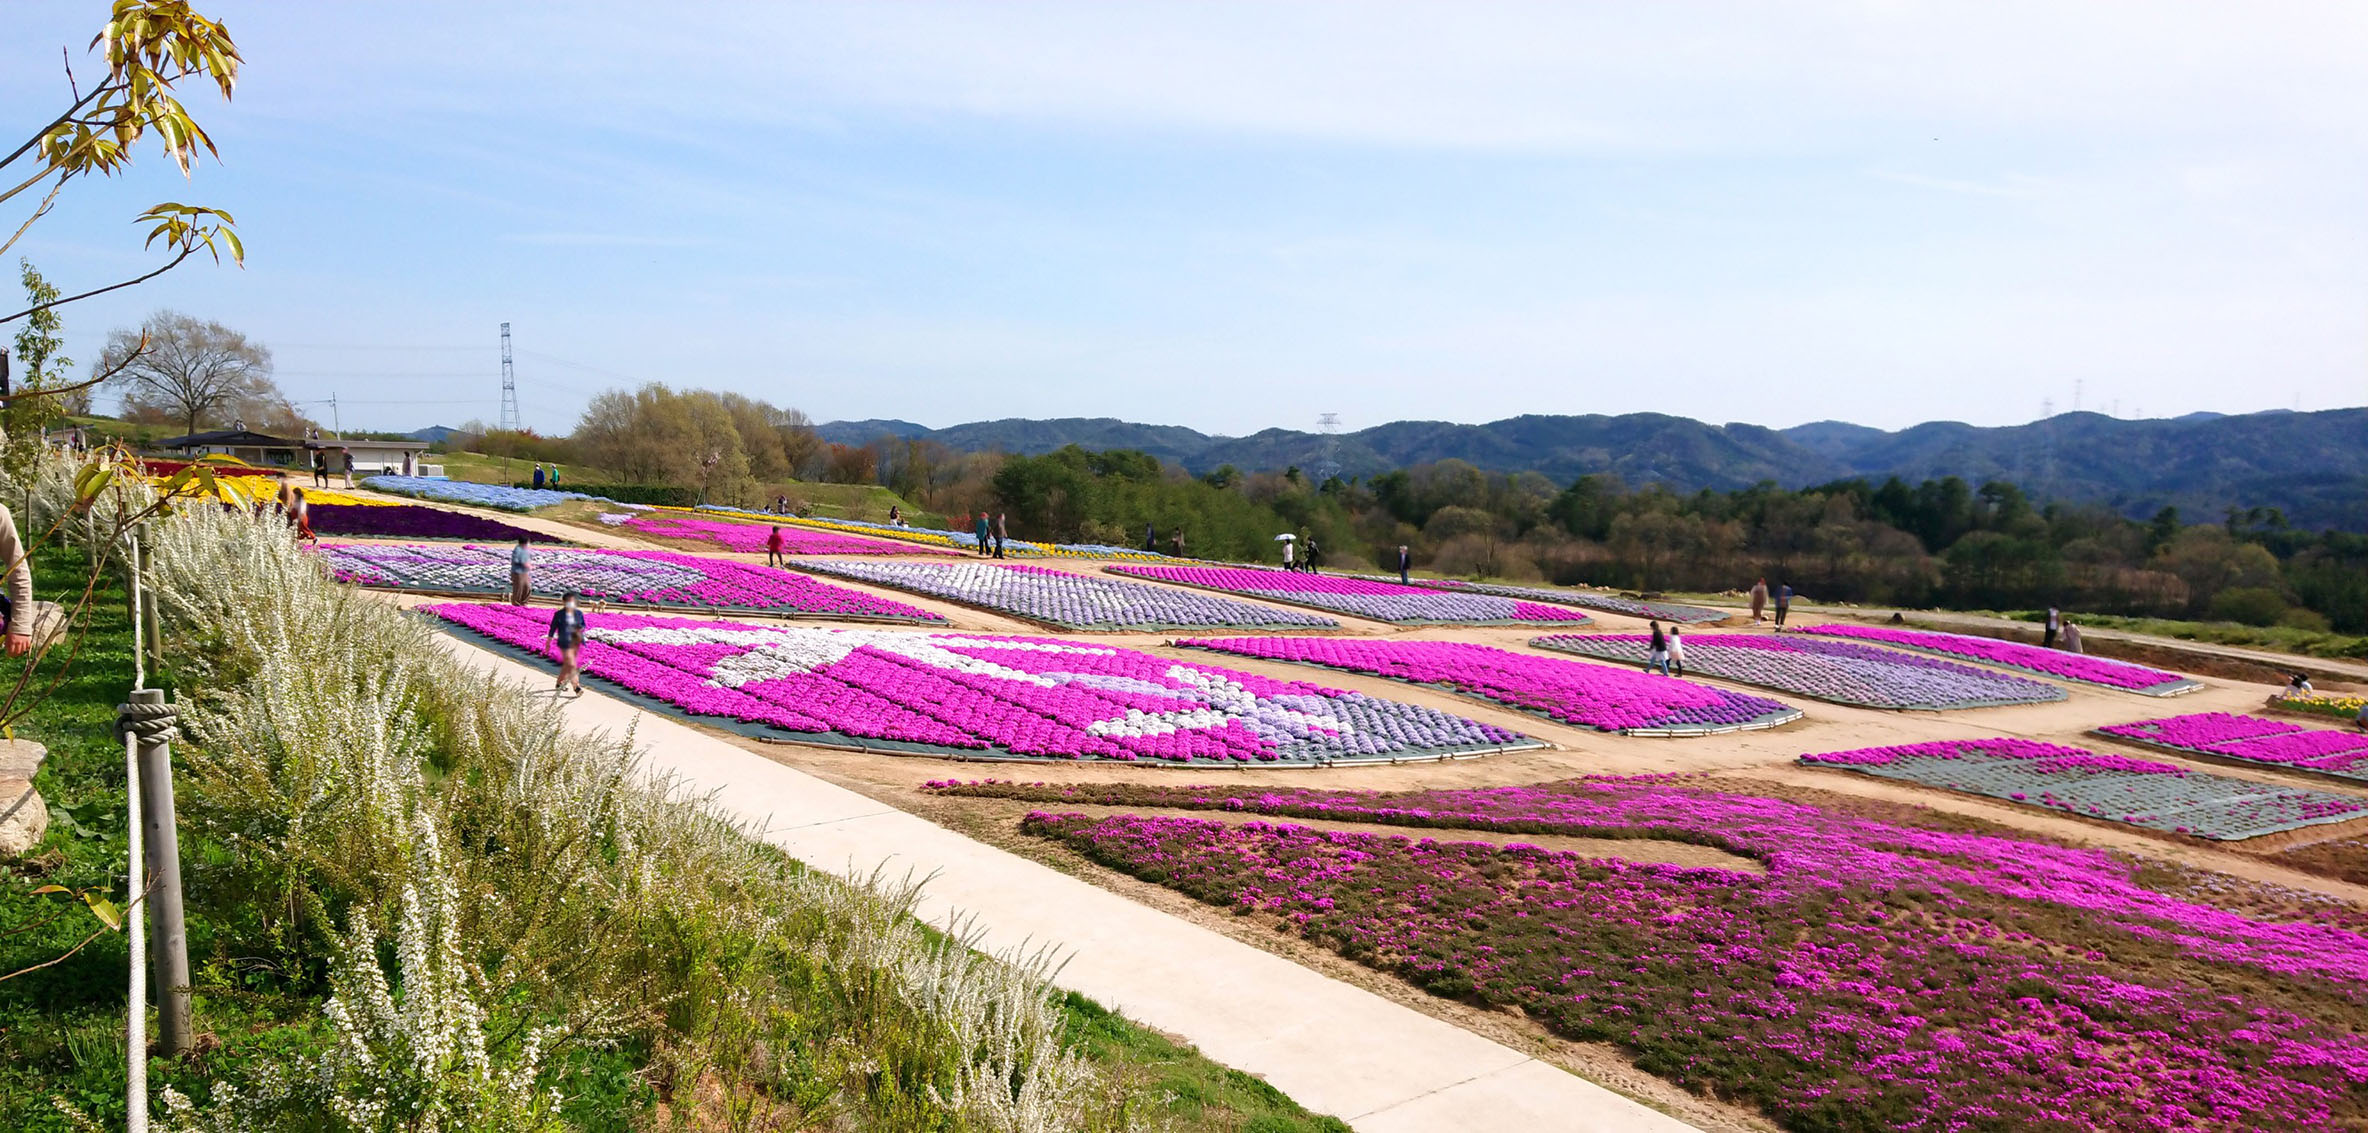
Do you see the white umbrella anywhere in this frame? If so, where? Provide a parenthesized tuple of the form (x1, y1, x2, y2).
(1272, 533, 1296, 541)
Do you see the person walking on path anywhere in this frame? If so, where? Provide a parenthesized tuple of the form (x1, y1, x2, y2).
(1280, 537, 1295, 572)
(340, 448, 355, 489)
(0, 500, 37, 657)
(1645, 620, 1671, 676)
(994, 513, 1009, 559)
(292, 488, 316, 543)
(509, 537, 533, 605)
(1668, 626, 1686, 679)
(1305, 538, 1322, 576)
(1169, 530, 1184, 558)
(532, 463, 546, 490)
(1749, 578, 1768, 623)
(765, 525, 786, 568)
(974, 512, 992, 556)
(1145, 521, 1158, 553)
(2060, 620, 2085, 654)
(549, 465, 561, 489)
(2043, 606, 2061, 650)
(312, 447, 328, 488)
(542, 591, 587, 697)
(1397, 544, 1412, 585)
(1774, 582, 1793, 627)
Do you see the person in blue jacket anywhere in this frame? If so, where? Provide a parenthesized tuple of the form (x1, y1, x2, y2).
(1775, 582, 1794, 626)
(542, 591, 586, 697)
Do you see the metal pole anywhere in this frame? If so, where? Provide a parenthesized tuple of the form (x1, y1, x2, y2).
(130, 688, 192, 1059)
(123, 719, 146, 1133)
(126, 532, 144, 689)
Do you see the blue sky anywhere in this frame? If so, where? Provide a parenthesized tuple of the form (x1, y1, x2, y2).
(8, 1, 2365, 436)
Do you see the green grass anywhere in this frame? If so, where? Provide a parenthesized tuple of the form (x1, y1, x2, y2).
(0, 539, 338, 1128)
(1058, 993, 1351, 1132)
(432, 451, 616, 486)
(1981, 609, 2368, 661)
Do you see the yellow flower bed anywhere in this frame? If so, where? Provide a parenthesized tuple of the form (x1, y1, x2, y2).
(149, 474, 396, 508)
(2277, 693, 2367, 721)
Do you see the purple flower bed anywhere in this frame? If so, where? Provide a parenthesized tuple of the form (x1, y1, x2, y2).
(622, 512, 938, 555)
(320, 543, 941, 621)
(305, 502, 564, 543)
(424, 604, 1533, 764)
(2099, 712, 2368, 780)
(1792, 624, 2202, 695)
(1107, 564, 1590, 625)
(947, 776, 2368, 1131)
(1532, 632, 2062, 710)
(1397, 578, 1725, 622)
(795, 559, 1336, 631)
(1800, 737, 2368, 839)
(1180, 637, 1798, 735)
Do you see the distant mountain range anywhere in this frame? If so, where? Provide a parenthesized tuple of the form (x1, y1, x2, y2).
(817, 408, 2368, 530)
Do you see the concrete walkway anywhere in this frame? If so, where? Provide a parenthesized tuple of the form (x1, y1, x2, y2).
(427, 631, 1701, 1133)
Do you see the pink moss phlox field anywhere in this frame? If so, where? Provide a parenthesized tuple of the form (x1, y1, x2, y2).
(944, 777, 2368, 1131)
(621, 511, 939, 555)
(2101, 711, 2368, 779)
(1800, 737, 2368, 840)
(1534, 631, 2061, 710)
(424, 604, 1529, 764)
(1107, 564, 1590, 624)
(321, 543, 940, 620)
(1791, 624, 2200, 694)
(1180, 637, 1797, 734)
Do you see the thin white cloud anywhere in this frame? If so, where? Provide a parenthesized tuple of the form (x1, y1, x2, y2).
(1868, 170, 2049, 199)
(498, 232, 709, 248)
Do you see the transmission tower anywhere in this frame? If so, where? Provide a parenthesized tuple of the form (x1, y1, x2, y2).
(498, 322, 521, 433)
(1313, 412, 1343, 484)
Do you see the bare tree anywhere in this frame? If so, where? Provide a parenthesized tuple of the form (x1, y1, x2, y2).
(97, 309, 277, 437)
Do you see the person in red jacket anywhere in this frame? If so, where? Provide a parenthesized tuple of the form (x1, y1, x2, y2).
(766, 525, 786, 568)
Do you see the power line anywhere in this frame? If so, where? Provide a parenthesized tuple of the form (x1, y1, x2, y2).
(499, 322, 521, 433)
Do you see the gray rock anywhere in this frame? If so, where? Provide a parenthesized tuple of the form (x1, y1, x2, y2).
(0, 778, 46, 857)
(0, 739, 46, 779)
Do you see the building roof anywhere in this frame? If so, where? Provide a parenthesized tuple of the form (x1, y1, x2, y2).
(156, 429, 307, 449)
(153, 430, 429, 452)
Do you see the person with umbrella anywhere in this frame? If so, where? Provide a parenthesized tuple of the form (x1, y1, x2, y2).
(1277, 533, 1295, 571)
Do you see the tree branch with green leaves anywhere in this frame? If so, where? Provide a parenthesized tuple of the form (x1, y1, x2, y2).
(0, 1, 244, 325)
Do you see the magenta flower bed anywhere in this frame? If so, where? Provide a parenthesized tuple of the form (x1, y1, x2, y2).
(1799, 737, 2368, 839)
(949, 776, 2368, 1131)
(1534, 631, 2061, 710)
(2100, 712, 2368, 780)
(424, 604, 1532, 765)
(1791, 624, 2202, 695)
(320, 543, 941, 621)
(1107, 564, 1590, 625)
(622, 512, 939, 555)
(1180, 637, 1798, 735)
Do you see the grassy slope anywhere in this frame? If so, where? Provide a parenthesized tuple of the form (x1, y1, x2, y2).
(0, 540, 336, 1127)
(432, 450, 616, 486)
(1976, 609, 2368, 662)
(0, 539, 1339, 1131)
